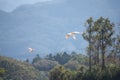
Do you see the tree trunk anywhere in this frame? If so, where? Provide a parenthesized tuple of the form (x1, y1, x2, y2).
(101, 40, 105, 70)
(101, 29, 105, 70)
(96, 44, 99, 65)
(114, 51, 116, 66)
(102, 48, 105, 70)
(89, 24, 92, 71)
(89, 50, 92, 71)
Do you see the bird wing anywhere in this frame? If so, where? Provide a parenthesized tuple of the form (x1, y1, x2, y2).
(73, 31, 80, 34)
(67, 32, 72, 35)
(72, 35, 76, 40)
(73, 31, 83, 34)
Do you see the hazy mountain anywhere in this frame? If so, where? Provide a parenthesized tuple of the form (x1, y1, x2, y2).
(0, 1, 86, 59)
(0, 0, 119, 60)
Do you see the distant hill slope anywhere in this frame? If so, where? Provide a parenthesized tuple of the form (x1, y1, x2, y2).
(0, 1, 85, 59)
(0, 56, 48, 80)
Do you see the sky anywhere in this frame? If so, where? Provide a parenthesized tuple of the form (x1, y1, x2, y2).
(0, 0, 53, 12)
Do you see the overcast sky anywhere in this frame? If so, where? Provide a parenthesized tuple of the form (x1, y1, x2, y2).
(0, 0, 54, 12)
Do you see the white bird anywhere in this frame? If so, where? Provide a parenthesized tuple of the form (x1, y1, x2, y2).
(65, 31, 82, 40)
(28, 48, 34, 53)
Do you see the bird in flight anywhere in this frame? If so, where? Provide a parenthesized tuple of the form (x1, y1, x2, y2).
(28, 48, 34, 53)
(65, 31, 82, 40)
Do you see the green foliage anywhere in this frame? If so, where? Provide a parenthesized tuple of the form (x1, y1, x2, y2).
(33, 59, 59, 71)
(0, 68, 6, 80)
(53, 52, 71, 65)
(116, 35, 120, 54)
(50, 65, 120, 80)
(71, 52, 88, 65)
(0, 56, 47, 80)
(0, 68, 6, 74)
(83, 17, 115, 70)
(46, 52, 71, 65)
(83, 17, 94, 71)
(32, 52, 88, 71)
(25, 58, 29, 63)
(46, 53, 54, 61)
(32, 54, 42, 63)
(50, 66, 76, 80)
(64, 60, 80, 70)
(45, 52, 88, 65)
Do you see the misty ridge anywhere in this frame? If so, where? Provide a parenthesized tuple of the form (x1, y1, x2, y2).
(0, 1, 85, 59)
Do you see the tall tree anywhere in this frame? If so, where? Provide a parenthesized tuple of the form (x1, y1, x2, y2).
(83, 17, 94, 71)
(92, 21, 101, 66)
(115, 35, 120, 66)
(95, 17, 114, 69)
(83, 17, 114, 70)
(115, 25, 120, 65)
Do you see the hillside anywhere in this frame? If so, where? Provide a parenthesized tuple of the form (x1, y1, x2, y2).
(0, 1, 85, 59)
(0, 56, 48, 80)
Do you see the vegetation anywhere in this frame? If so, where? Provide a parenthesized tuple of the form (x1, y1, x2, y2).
(32, 52, 87, 71)
(33, 59, 59, 71)
(45, 52, 71, 65)
(0, 56, 48, 80)
(83, 17, 114, 70)
(49, 17, 120, 80)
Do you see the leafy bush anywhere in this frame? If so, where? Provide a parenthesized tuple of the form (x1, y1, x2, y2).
(33, 59, 59, 71)
(0, 56, 47, 80)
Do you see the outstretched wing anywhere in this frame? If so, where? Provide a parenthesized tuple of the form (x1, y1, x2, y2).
(72, 35, 76, 40)
(65, 31, 82, 40)
(73, 31, 80, 34)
